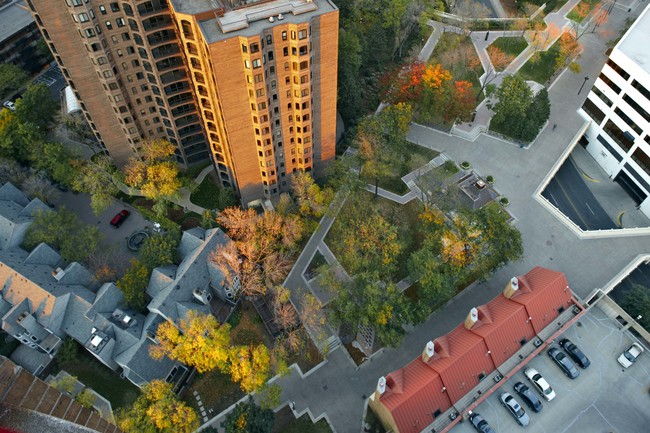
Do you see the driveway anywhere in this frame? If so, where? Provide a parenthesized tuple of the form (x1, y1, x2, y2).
(542, 157, 616, 230)
(51, 191, 151, 265)
(451, 306, 650, 433)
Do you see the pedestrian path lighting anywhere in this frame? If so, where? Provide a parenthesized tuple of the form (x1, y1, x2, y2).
(577, 76, 589, 95)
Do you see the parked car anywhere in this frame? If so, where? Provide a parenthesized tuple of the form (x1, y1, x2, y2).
(468, 412, 496, 433)
(618, 342, 645, 368)
(559, 338, 591, 368)
(514, 382, 543, 413)
(3, 101, 16, 111)
(548, 347, 580, 379)
(499, 392, 530, 427)
(110, 209, 130, 228)
(524, 367, 556, 401)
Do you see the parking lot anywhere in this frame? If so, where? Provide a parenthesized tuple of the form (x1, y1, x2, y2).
(452, 307, 650, 433)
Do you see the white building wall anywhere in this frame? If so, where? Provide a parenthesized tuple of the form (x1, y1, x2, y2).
(577, 5, 650, 218)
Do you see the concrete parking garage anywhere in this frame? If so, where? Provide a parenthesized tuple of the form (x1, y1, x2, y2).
(452, 306, 650, 433)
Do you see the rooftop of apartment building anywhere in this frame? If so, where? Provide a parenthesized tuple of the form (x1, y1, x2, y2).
(0, 0, 34, 43)
(616, 3, 650, 75)
(170, 0, 336, 42)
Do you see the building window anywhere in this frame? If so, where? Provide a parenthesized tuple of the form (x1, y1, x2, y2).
(250, 43, 260, 53)
(606, 59, 630, 81)
(614, 107, 642, 135)
(632, 148, 650, 177)
(623, 94, 650, 123)
(110, 2, 119, 12)
(85, 28, 95, 37)
(603, 120, 634, 152)
(598, 72, 621, 94)
(105, 20, 113, 30)
(266, 35, 272, 45)
(632, 80, 650, 101)
(298, 30, 307, 40)
(592, 86, 611, 106)
(282, 31, 287, 41)
(582, 98, 605, 125)
(252, 59, 261, 69)
(99, 5, 106, 14)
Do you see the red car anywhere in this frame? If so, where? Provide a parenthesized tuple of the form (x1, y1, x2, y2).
(110, 210, 130, 228)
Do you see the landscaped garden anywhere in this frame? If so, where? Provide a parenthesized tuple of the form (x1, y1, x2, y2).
(359, 142, 439, 195)
(488, 37, 528, 70)
(517, 38, 562, 84)
(273, 407, 333, 433)
(190, 174, 237, 210)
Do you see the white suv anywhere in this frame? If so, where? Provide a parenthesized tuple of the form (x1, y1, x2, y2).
(3, 101, 16, 111)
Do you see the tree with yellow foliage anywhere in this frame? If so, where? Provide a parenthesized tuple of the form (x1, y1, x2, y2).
(124, 138, 181, 216)
(227, 344, 272, 394)
(149, 311, 231, 374)
(222, 396, 274, 433)
(117, 380, 198, 433)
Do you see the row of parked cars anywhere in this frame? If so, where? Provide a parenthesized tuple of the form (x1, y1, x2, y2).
(469, 338, 589, 431)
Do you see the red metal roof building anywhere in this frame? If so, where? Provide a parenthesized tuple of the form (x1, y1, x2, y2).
(369, 267, 582, 433)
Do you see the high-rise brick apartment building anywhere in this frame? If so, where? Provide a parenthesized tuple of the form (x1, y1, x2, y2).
(26, 0, 338, 203)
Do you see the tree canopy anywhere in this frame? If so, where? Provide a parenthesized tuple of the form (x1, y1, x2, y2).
(150, 311, 231, 374)
(490, 75, 550, 142)
(15, 83, 58, 130)
(117, 380, 198, 433)
(72, 155, 122, 215)
(23, 207, 102, 263)
(210, 207, 302, 297)
(116, 259, 150, 310)
(124, 139, 181, 216)
(222, 396, 275, 433)
(0, 64, 27, 99)
(139, 233, 179, 271)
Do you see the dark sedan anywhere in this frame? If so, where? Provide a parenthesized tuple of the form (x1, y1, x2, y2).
(514, 381, 543, 413)
(548, 346, 580, 379)
(559, 338, 591, 368)
(468, 412, 496, 433)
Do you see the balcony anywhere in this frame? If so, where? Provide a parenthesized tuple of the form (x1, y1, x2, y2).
(160, 69, 187, 85)
(137, 1, 168, 17)
(156, 56, 184, 72)
(152, 43, 180, 60)
(147, 30, 178, 48)
(175, 114, 200, 128)
(167, 92, 194, 107)
(142, 16, 173, 33)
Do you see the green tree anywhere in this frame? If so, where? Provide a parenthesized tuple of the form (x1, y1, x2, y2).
(519, 88, 551, 142)
(0, 64, 27, 99)
(30, 142, 77, 186)
(328, 193, 402, 279)
(76, 388, 95, 409)
(71, 155, 122, 215)
(290, 171, 333, 217)
(620, 284, 650, 331)
(117, 380, 198, 433)
(337, 29, 363, 124)
(50, 375, 76, 395)
(139, 233, 179, 270)
(15, 83, 58, 130)
(357, 103, 412, 196)
(323, 269, 413, 347)
(491, 75, 532, 126)
(23, 207, 102, 263)
(222, 396, 275, 433)
(149, 311, 232, 374)
(116, 259, 150, 310)
(0, 109, 43, 161)
(124, 139, 181, 216)
(259, 383, 282, 410)
(56, 338, 79, 365)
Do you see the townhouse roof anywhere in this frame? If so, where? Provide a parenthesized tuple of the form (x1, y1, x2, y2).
(376, 267, 577, 433)
(0, 182, 50, 250)
(147, 228, 231, 325)
(0, 1, 34, 45)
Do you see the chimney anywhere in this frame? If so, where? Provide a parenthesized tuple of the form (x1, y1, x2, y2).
(277, 13, 284, 20)
(269, 16, 274, 22)
(193, 287, 212, 305)
(422, 341, 435, 363)
(503, 277, 519, 299)
(52, 267, 65, 281)
(464, 307, 479, 330)
(376, 376, 386, 397)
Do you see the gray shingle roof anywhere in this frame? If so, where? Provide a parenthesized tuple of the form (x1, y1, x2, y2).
(0, 182, 50, 251)
(0, 0, 34, 43)
(147, 228, 230, 324)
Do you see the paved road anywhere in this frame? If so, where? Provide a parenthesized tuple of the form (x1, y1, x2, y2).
(542, 157, 616, 230)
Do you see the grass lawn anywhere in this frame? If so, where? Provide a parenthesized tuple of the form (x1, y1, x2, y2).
(189, 174, 236, 210)
(489, 37, 528, 67)
(273, 407, 333, 433)
(360, 143, 439, 195)
(56, 352, 140, 410)
(326, 190, 424, 282)
(517, 38, 561, 84)
(567, 0, 599, 23)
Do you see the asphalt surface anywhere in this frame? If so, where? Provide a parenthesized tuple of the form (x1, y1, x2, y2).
(451, 307, 650, 433)
(542, 157, 616, 231)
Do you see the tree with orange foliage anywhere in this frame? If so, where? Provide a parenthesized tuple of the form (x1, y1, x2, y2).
(422, 63, 452, 89)
(530, 22, 561, 63)
(556, 32, 581, 70)
(446, 80, 477, 122)
(382, 61, 427, 104)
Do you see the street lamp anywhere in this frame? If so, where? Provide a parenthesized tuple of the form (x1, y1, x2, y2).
(577, 76, 590, 95)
